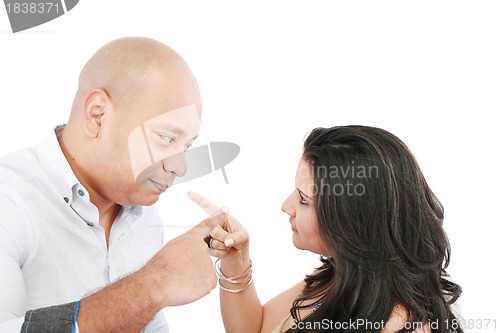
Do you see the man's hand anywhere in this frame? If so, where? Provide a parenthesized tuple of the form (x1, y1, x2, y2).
(142, 207, 229, 307)
(187, 192, 250, 263)
(78, 207, 230, 333)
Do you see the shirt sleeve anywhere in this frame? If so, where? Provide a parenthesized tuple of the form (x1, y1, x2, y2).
(0, 316, 24, 332)
(0, 194, 30, 324)
(0, 313, 80, 333)
(1, 191, 80, 332)
(20, 301, 78, 333)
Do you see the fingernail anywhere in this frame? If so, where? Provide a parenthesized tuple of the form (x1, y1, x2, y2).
(225, 238, 234, 247)
(222, 207, 229, 214)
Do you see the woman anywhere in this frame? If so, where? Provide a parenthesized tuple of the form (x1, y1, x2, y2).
(190, 125, 463, 333)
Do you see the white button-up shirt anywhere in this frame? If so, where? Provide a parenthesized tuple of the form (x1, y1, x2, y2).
(0, 126, 168, 332)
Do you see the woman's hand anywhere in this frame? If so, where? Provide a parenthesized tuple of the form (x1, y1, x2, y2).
(187, 192, 250, 262)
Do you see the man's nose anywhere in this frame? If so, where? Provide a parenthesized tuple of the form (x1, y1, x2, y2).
(163, 151, 188, 177)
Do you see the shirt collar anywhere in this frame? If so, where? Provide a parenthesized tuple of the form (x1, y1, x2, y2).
(36, 125, 80, 204)
(36, 125, 143, 226)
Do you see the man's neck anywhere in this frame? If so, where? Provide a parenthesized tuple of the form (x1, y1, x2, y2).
(58, 132, 120, 246)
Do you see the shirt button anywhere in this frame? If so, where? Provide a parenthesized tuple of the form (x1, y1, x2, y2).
(64, 197, 69, 203)
(78, 189, 85, 196)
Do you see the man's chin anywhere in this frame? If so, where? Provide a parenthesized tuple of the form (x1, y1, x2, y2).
(130, 187, 164, 207)
(141, 191, 163, 206)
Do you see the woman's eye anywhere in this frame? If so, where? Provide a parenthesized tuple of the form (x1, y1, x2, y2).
(299, 195, 308, 205)
(184, 144, 193, 152)
(159, 134, 175, 144)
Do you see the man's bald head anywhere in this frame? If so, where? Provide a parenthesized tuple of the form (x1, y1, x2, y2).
(60, 37, 203, 207)
(71, 37, 202, 120)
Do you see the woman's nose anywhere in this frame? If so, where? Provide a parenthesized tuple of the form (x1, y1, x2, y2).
(281, 192, 295, 216)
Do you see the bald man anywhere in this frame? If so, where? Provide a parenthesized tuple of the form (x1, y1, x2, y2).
(0, 37, 227, 332)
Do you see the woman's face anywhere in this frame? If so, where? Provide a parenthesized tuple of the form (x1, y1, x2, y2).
(282, 157, 325, 255)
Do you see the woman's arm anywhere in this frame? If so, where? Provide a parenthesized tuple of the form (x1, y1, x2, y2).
(260, 281, 305, 332)
(218, 246, 305, 333)
(218, 248, 262, 333)
(188, 192, 305, 333)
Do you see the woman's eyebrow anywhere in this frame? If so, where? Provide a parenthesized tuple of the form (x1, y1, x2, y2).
(296, 188, 312, 200)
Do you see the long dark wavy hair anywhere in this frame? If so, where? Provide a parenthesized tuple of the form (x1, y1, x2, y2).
(287, 126, 462, 333)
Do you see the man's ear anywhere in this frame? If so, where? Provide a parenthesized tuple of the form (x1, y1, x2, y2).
(82, 89, 110, 138)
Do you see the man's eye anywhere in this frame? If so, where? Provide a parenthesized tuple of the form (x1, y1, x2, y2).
(184, 144, 193, 152)
(159, 134, 175, 144)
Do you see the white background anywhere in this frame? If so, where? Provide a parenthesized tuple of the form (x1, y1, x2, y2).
(1, 1, 499, 332)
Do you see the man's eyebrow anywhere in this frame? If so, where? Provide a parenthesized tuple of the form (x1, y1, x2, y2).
(296, 188, 312, 200)
(158, 123, 184, 135)
(157, 123, 198, 141)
